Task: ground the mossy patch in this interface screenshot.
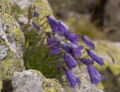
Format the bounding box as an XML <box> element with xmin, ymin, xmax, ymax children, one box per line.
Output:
<box><xmin>0</xmin><ymin>13</ymin><xmax>24</xmax><ymax>80</ymax></box>
<box><xmin>108</xmin><ymin>64</ymin><xmax>120</xmax><ymax>76</ymax></box>
<box><xmin>0</xmin><ymin>0</ymin><xmax>12</xmax><ymax>14</ymax></box>
<box><xmin>43</xmin><ymin>78</ymin><xmax>62</xmax><ymax>92</ymax></box>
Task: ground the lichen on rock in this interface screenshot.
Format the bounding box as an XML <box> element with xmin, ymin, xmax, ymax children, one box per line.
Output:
<box><xmin>0</xmin><ymin>12</ymin><xmax>25</xmax><ymax>80</ymax></box>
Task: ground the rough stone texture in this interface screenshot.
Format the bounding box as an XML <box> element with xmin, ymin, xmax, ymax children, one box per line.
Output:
<box><xmin>0</xmin><ymin>13</ymin><xmax>25</xmax><ymax>80</ymax></box>
<box><xmin>0</xmin><ymin>45</ymin><xmax>8</xmax><ymax>60</ymax></box>
<box><xmin>12</xmin><ymin>70</ymin><xmax>65</xmax><ymax>92</ymax></box>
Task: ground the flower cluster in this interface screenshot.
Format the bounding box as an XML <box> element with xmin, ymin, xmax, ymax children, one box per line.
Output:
<box><xmin>31</xmin><ymin>7</ymin><xmax>104</xmax><ymax>87</ymax></box>
<box><xmin>46</xmin><ymin>16</ymin><xmax>104</xmax><ymax>87</ymax></box>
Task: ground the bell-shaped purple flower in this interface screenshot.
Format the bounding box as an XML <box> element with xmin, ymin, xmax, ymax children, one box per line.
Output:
<box><xmin>65</xmin><ymin>32</ymin><xmax>80</xmax><ymax>44</ymax></box>
<box><xmin>64</xmin><ymin>53</ymin><xmax>78</xmax><ymax>69</ymax></box>
<box><xmin>32</xmin><ymin>22</ymin><xmax>40</xmax><ymax>30</ymax></box>
<box><xmin>65</xmin><ymin>69</ymin><xmax>81</xmax><ymax>87</ymax></box>
<box><xmin>55</xmin><ymin>20</ymin><xmax>69</xmax><ymax>35</ymax></box>
<box><xmin>47</xmin><ymin>16</ymin><xmax>70</xmax><ymax>35</ymax></box>
<box><xmin>87</xmin><ymin>50</ymin><xmax>104</xmax><ymax>65</ymax></box>
<box><xmin>50</xmin><ymin>45</ymin><xmax>60</xmax><ymax>54</ymax></box>
<box><xmin>47</xmin><ymin>37</ymin><xmax>60</xmax><ymax>54</ymax></box>
<box><xmin>87</xmin><ymin>64</ymin><xmax>104</xmax><ymax>84</ymax></box>
<box><xmin>62</xmin><ymin>42</ymin><xmax>83</xmax><ymax>57</ymax></box>
<box><xmin>33</xmin><ymin>6</ymin><xmax>39</xmax><ymax>17</ymax></box>
<box><xmin>46</xmin><ymin>16</ymin><xmax>58</xmax><ymax>32</ymax></box>
<box><xmin>82</xmin><ymin>36</ymin><xmax>95</xmax><ymax>49</ymax></box>
<box><xmin>81</xmin><ymin>58</ymin><xmax>94</xmax><ymax>65</ymax></box>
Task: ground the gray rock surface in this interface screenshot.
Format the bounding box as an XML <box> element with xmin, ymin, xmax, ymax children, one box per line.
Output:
<box><xmin>12</xmin><ymin>70</ymin><xmax>44</xmax><ymax>92</ymax></box>
<box><xmin>0</xmin><ymin>45</ymin><xmax>8</xmax><ymax>60</ymax></box>
<box><xmin>12</xmin><ymin>70</ymin><xmax>65</xmax><ymax>92</ymax></box>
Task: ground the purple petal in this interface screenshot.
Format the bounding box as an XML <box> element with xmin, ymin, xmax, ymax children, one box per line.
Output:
<box><xmin>87</xmin><ymin>50</ymin><xmax>104</xmax><ymax>65</ymax></box>
<box><xmin>65</xmin><ymin>69</ymin><xmax>81</xmax><ymax>87</ymax></box>
<box><xmin>62</xmin><ymin>42</ymin><xmax>83</xmax><ymax>57</ymax></box>
<box><xmin>46</xmin><ymin>16</ymin><xmax>58</xmax><ymax>32</ymax></box>
<box><xmin>33</xmin><ymin>6</ymin><xmax>39</xmax><ymax>17</ymax></box>
<box><xmin>64</xmin><ymin>53</ymin><xmax>78</xmax><ymax>69</ymax></box>
<box><xmin>81</xmin><ymin>58</ymin><xmax>94</xmax><ymax>65</ymax></box>
<box><xmin>47</xmin><ymin>37</ymin><xmax>61</xmax><ymax>54</ymax></box>
<box><xmin>65</xmin><ymin>32</ymin><xmax>80</xmax><ymax>44</ymax></box>
<box><xmin>50</xmin><ymin>45</ymin><xmax>60</xmax><ymax>54</ymax></box>
<box><xmin>87</xmin><ymin>64</ymin><xmax>104</xmax><ymax>84</ymax></box>
<box><xmin>82</xmin><ymin>36</ymin><xmax>95</xmax><ymax>49</ymax></box>
<box><xmin>56</xmin><ymin>20</ymin><xmax>69</xmax><ymax>35</ymax></box>
<box><xmin>73</xmin><ymin>46</ymin><xmax>83</xmax><ymax>57</ymax></box>
<box><xmin>32</xmin><ymin>22</ymin><xmax>40</xmax><ymax>30</ymax></box>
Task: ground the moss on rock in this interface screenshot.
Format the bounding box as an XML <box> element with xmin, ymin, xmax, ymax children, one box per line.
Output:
<box><xmin>0</xmin><ymin>12</ymin><xmax>24</xmax><ymax>80</ymax></box>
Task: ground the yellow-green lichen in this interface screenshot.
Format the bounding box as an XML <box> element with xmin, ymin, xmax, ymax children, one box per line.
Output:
<box><xmin>108</xmin><ymin>64</ymin><xmax>120</xmax><ymax>76</ymax></box>
<box><xmin>0</xmin><ymin>0</ymin><xmax>12</xmax><ymax>14</ymax></box>
<box><xmin>0</xmin><ymin>13</ymin><xmax>24</xmax><ymax>80</ymax></box>
<box><xmin>0</xmin><ymin>55</ymin><xmax>22</xmax><ymax>80</ymax></box>
<box><xmin>0</xmin><ymin>13</ymin><xmax>24</xmax><ymax>42</ymax></box>
<box><xmin>43</xmin><ymin>78</ymin><xmax>62</xmax><ymax>92</ymax></box>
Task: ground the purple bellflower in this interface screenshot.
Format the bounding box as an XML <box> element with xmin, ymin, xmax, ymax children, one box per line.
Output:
<box><xmin>62</xmin><ymin>42</ymin><xmax>83</xmax><ymax>57</ymax></box>
<box><xmin>46</xmin><ymin>16</ymin><xmax>58</xmax><ymax>32</ymax></box>
<box><xmin>81</xmin><ymin>58</ymin><xmax>94</xmax><ymax>65</ymax></box>
<box><xmin>33</xmin><ymin>6</ymin><xmax>39</xmax><ymax>17</ymax></box>
<box><xmin>32</xmin><ymin>22</ymin><xmax>40</xmax><ymax>30</ymax></box>
<box><xmin>82</xmin><ymin>36</ymin><xmax>95</xmax><ymax>49</ymax></box>
<box><xmin>65</xmin><ymin>69</ymin><xmax>81</xmax><ymax>87</ymax></box>
<box><xmin>55</xmin><ymin>20</ymin><xmax>69</xmax><ymax>35</ymax></box>
<box><xmin>65</xmin><ymin>32</ymin><xmax>80</xmax><ymax>44</ymax></box>
<box><xmin>47</xmin><ymin>37</ymin><xmax>60</xmax><ymax>54</ymax></box>
<box><xmin>47</xmin><ymin>16</ymin><xmax>71</xmax><ymax>36</ymax></box>
<box><xmin>64</xmin><ymin>53</ymin><xmax>78</xmax><ymax>69</ymax></box>
<box><xmin>87</xmin><ymin>49</ymin><xmax>104</xmax><ymax>65</ymax></box>
<box><xmin>87</xmin><ymin>64</ymin><xmax>104</xmax><ymax>84</ymax></box>
<box><xmin>49</xmin><ymin>44</ymin><xmax>60</xmax><ymax>54</ymax></box>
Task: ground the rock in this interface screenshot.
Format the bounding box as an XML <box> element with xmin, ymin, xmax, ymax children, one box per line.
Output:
<box><xmin>0</xmin><ymin>45</ymin><xmax>8</xmax><ymax>60</ymax></box>
<box><xmin>0</xmin><ymin>13</ymin><xmax>25</xmax><ymax>80</ymax></box>
<box><xmin>12</xmin><ymin>70</ymin><xmax>65</xmax><ymax>92</ymax></box>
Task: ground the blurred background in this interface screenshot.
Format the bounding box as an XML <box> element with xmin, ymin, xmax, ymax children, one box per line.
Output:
<box><xmin>48</xmin><ymin>0</ymin><xmax>120</xmax><ymax>41</ymax></box>
<box><xmin>48</xmin><ymin>0</ymin><xmax>120</xmax><ymax>92</ymax></box>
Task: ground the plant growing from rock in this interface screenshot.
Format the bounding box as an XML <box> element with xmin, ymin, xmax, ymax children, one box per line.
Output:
<box><xmin>24</xmin><ymin>6</ymin><xmax>104</xmax><ymax>87</ymax></box>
